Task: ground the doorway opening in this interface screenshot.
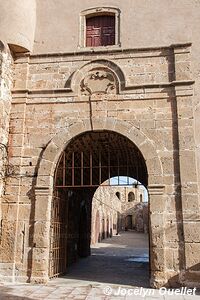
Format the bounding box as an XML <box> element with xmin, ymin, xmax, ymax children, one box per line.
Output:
<box><xmin>49</xmin><ymin>130</ymin><xmax>149</xmax><ymax>286</ymax></box>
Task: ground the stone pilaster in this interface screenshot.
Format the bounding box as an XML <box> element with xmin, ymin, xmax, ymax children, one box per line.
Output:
<box><xmin>30</xmin><ymin>186</ymin><xmax>52</xmax><ymax>283</ymax></box>
<box><xmin>148</xmin><ymin>185</ymin><xmax>166</xmax><ymax>288</ymax></box>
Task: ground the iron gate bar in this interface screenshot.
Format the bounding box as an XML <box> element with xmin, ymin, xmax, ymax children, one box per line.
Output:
<box><xmin>55</xmin><ymin>183</ymin><xmax>142</xmax><ymax>188</ymax></box>
<box><xmin>81</xmin><ymin>151</ymin><xmax>83</xmax><ymax>186</ymax></box>
<box><xmin>99</xmin><ymin>151</ymin><xmax>101</xmax><ymax>185</ymax></box>
<box><xmin>63</xmin><ymin>152</ymin><xmax>66</xmax><ymax>186</ymax></box>
<box><xmin>55</xmin><ymin>149</ymin><xmax>140</xmax><ymax>188</ymax></box>
<box><xmin>117</xmin><ymin>151</ymin><xmax>119</xmax><ymax>185</ymax></box>
<box><xmin>65</xmin><ymin>164</ymin><xmax>134</xmax><ymax>168</ymax></box>
<box><xmin>90</xmin><ymin>152</ymin><xmax>92</xmax><ymax>185</ymax></box>
<box><xmin>127</xmin><ymin>154</ymin><xmax>129</xmax><ymax>185</ymax></box>
<box><xmin>72</xmin><ymin>152</ymin><xmax>74</xmax><ymax>186</ymax></box>
<box><xmin>108</xmin><ymin>151</ymin><xmax>111</xmax><ymax>186</ymax></box>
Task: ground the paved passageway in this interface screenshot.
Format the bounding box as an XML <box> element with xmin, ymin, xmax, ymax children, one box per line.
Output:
<box><xmin>0</xmin><ymin>232</ymin><xmax>199</xmax><ymax>299</ymax></box>
<box><xmin>58</xmin><ymin>231</ymin><xmax>149</xmax><ymax>287</ymax></box>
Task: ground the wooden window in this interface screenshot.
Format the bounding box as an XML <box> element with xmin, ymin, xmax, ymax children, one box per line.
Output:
<box><xmin>86</xmin><ymin>15</ymin><xmax>115</xmax><ymax>47</ymax></box>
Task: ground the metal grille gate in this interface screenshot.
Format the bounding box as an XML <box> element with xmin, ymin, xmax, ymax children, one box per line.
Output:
<box><xmin>49</xmin><ymin>189</ymin><xmax>68</xmax><ymax>278</ymax></box>
<box><xmin>54</xmin><ymin>131</ymin><xmax>147</xmax><ymax>189</ymax></box>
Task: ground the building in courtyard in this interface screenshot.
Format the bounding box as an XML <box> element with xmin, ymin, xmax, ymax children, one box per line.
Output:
<box><xmin>91</xmin><ymin>183</ymin><xmax>148</xmax><ymax>244</ymax></box>
<box><xmin>0</xmin><ymin>0</ymin><xmax>200</xmax><ymax>288</ymax></box>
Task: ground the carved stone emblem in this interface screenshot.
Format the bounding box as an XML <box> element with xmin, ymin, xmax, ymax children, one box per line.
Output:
<box><xmin>80</xmin><ymin>69</ymin><xmax>117</xmax><ymax>95</ymax></box>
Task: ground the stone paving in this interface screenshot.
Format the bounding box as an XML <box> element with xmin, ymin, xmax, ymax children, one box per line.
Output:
<box><xmin>0</xmin><ymin>232</ymin><xmax>199</xmax><ymax>300</ymax></box>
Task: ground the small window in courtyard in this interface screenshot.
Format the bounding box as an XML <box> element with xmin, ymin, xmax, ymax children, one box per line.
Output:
<box><xmin>128</xmin><ymin>192</ymin><xmax>135</xmax><ymax>202</ymax></box>
<box><xmin>140</xmin><ymin>194</ymin><xmax>143</xmax><ymax>202</ymax></box>
<box><xmin>116</xmin><ymin>192</ymin><xmax>120</xmax><ymax>200</ymax></box>
<box><xmin>86</xmin><ymin>15</ymin><xmax>115</xmax><ymax>47</ymax></box>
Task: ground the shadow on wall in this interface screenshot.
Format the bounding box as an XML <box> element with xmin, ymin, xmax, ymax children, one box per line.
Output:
<box><xmin>167</xmin><ymin>48</ymin><xmax>186</xmax><ymax>279</ymax></box>
<box><xmin>150</xmin><ymin>211</ymin><xmax>200</xmax><ymax>288</ymax></box>
<box><xmin>163</xmin><ymin>263</ymin><xmax>200</xmax><ymax>290</ymax></box>
<box><xmin>26</xmin><ymin>146</ymin><xmax>48</xmax><ymax>281</ymax></box>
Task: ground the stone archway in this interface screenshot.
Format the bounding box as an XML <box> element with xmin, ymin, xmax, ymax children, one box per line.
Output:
<box><xmin>31</xmin><ymin>118</ymin><xmax>165</xmax><ymax>288</ymax></box>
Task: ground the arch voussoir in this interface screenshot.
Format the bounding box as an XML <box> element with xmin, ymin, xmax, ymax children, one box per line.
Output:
<box><xmin>36</xmin><ymin>118</ymin><xmax>163</xmax><ymax>188</ymax></box>
<box><xmin>67</xmin><ymin>121</ymin><xmax>86</xmax><ymax>138</ymax></box>
<box><xmin>42</xmin><ymin>141</ymin><xmax>59</xmax><ymax>163</ymax></box>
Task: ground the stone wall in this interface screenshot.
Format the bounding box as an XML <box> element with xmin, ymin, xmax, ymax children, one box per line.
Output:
<box><xmin>0</xmin><ymin>42</ymin><xmax>12</xmax><ymax>211</ymax></box>
<box><xmin>0</xmin><ymin>42</ymin><xmax>13</xmax><ymax>281</ymax></box>
<box><xmin>0</xmin><ymin>42</ymin><xmax>199</xmax><ymax>287</ymax></box>
<box><xmin>124</xmin><ymin>203</ymin><xmax>148</xmax><ymax>233</ymax></box>
<box><xmin>91</xmin><ymin>186</ymin><xmax>121</xmax><ymax>244</ymax></box>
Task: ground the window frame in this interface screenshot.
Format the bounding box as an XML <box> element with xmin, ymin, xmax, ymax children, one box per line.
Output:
<box><xmin>128</xmin><ymin>191</ymin><xmax>135</xmax><ymax>202</ymax></box>
<box><xmin>79</xmin><ymin>7</ymin><xmax>121</xmax><ymax>49</ymax></box>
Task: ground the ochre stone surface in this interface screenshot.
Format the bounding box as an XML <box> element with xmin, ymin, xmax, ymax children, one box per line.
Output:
<box><xmin>0</xmin><ymin>0</ymin><xmax>199</xmax><ymax>289</ymax></box>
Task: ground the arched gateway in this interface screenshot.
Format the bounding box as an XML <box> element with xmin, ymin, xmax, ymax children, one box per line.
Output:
<box><xmin>50</xmin><ymin>130</ymin><xmax>147</xmax><ymax>277</ymax></box>
<box><xmin>31</xmin><ymin>119</ymin><xmax>165</xmax><ymax>288</ymax></box>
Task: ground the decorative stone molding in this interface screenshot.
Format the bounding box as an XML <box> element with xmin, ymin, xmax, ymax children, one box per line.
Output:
<box><xmin>71</xmin><ymin>60</ymin><xmax>124</xmax><ymax>95</ymax></box>
<box><xmin>80</xmin><ymin>68</ymin><xmax>117</xmax><ymax>95</ymax></box>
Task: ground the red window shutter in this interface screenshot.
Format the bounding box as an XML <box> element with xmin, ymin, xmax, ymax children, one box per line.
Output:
<box><xmin>86</xmin><ymin>15</ymin><xmax>115</xmax><ymax>47</ymax></box>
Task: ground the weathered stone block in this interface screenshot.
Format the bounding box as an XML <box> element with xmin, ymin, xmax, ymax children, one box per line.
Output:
<box><xmin>151</xmin><ymin>247</ymin><xmax>165</xmax><ymax>271</ymax></box>
<box><xmin>184</xmin><ymin>223</ymin><xmax>200</xmax><ymax>243</ymax></box>
<box><xmin>33</xmin><ymin>221</ymin><xmax>50</xmax><ymax>248</ymax></box>
<box><xmin>185</xmin><ymin>243</ymin><xmax>200</xmax><ymax>270</ymax></box>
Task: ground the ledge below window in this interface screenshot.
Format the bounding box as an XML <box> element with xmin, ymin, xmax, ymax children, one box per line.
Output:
<box><xmin>77</xmin><ymin>44</ymin><xmax>121</xmax><ymax>53</ymax></box>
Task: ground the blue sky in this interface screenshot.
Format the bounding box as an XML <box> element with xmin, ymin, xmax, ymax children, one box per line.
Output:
<box><xmin>109</xmin><ymin>176</ymin><xmax>148</xmax><ymax>202</ymax></box>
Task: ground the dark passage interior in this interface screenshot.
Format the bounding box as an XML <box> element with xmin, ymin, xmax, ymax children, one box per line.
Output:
<box><xmin>49</xmin><ymin>130</ymin><xmax>149</xmax><ymax>282</ymax></box>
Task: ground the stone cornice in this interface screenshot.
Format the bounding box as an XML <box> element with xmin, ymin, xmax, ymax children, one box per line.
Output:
<box><xmin>11</xmin><ymin>80</ymin><xmax>194</xmax><ymax>102</ymax></box>
<box><xmin>14</xmin><ymin>42</ymin><xmax>192</xmax><ymax>61</ymax></box>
